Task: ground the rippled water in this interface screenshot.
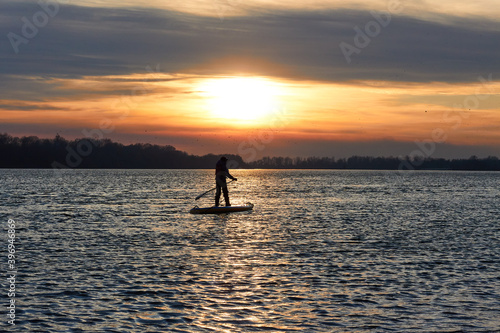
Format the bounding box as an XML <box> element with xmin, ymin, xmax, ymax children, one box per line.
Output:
<box><xmin>1</xmin><ymin>169</ymin><xmax>499</xmax><ymax>332</ymax></box>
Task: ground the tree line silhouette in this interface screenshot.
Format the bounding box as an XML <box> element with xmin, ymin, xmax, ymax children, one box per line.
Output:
<box><xmin>248</xmin><ymin>155</ymin><xmax>500</xmax><ymax>170</ymax></box>
<box><xmin>1</xmin><ymin>133</ymin><xmax>499</xmax><ymax>170</ymax></box>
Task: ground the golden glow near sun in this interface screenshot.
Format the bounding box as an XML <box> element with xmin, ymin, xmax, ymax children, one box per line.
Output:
<box><xmin>199</xmin><ymin>77</ymin><xmax>283</xmax><ymax>122</ymax></box>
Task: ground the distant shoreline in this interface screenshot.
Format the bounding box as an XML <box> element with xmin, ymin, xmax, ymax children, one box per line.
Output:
<box><xmin>1</xmin><ymin>133</ymin><xmax>499</xmax><ymax>171</ymax></box>
<box><xmin>0</xmin><ymin>167</ymin><xmax>500</xmax><ymax>173</ymax></box>
<box><xmin>2</xmin><ymin>168</ymin><xmax>500</xmax><ymax>172</ymax></box>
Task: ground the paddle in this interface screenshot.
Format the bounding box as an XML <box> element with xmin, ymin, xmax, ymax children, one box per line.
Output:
<box><xmin>195</xmin><ymin>179</ymin><xmax>236</xmax><ymax>201</ymax></box>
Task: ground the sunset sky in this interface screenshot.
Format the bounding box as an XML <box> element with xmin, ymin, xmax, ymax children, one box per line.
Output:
<box><xmin>1</xmin><ymin>0</ymin><xmax>499</xmax><ymax>160</ymax></box>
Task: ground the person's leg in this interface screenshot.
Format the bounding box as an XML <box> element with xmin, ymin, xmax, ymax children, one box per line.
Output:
<box><xmin>222</xmin><ymin>186</ymin><xmax>230</xmax><ymax>206</ymax></box>
<box><xmin>215</xmin><ymin>184</ymin><xmax>221</xmax><ymax>207</ymax></box>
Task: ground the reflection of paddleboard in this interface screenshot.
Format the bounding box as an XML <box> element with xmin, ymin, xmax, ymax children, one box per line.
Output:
<box><xmin>189</xmin><ymin>203</ymin><xmax>254</xmax><ymax>215</ymax></box>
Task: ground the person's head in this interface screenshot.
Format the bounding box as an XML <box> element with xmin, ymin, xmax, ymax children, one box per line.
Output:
<box><xmin>220</xmin><ymin>156</ymin><xmax>228</xmax><ymax>163</ymax></box>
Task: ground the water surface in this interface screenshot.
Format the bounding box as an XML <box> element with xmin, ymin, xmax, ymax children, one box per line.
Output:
<box><xmin>1</xmin><ymin>169</ymin><xmax>499</xmax><ymax>332</ymax></box>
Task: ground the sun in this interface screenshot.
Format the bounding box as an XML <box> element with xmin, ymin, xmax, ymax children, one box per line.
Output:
<box><xmin>199</xmin><ymin>77</ymin><xmax>283</xmax><ymax>122</ymax></box>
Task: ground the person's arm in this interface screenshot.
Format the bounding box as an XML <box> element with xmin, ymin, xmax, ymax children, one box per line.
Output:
<box><xmin>226</xmin><ymin>168</ymin><xmax>237</xmax><ymax>180</ymax></box>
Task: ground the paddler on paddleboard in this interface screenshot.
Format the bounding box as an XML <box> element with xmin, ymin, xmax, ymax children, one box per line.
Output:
<box><xmin>215</xmin><ymin>156</ymin><xmax>237</xmax><ymax>207</ymax></box>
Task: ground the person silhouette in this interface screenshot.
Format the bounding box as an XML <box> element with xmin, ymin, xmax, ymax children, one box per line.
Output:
<box><xmin>215</xmin><ymin>156</ymin><xmax>237</xmax><ymax>206</ymax></box>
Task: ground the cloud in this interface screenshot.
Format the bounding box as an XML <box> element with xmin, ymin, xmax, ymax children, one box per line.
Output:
<box><xmin>0</xmin><ymin>101</ymin><xmax>68</xmax><ymax>111</ymax></box>
<box><xmin>0</xmin><ymin>72</ymin><xmax>192</xmax><ymax>102</ymax></box>
<box><xmin>1</xmin><ymin>1</ymin><xmax>499</xmax><ymax>87</ymax></box>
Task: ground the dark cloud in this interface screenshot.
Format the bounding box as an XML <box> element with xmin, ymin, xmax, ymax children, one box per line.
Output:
<box><xmin>1</xmin><ymin>1</ymin><xmax>499</xmax><ymax>86</ymax></box>
<box><xmin>0</xmin><ymin>102</ymin><xmax>67</xmax><ymax>111</ymax></box>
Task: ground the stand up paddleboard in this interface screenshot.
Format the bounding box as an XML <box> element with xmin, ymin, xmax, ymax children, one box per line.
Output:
<box><xmin>190</xmin><ymin>203</ymin><xmax>254</xmax><ymax>215</ymax></box>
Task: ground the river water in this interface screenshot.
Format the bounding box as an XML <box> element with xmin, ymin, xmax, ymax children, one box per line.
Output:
<box><xmin>1</xmin><ymin>169</ymin><xmax>499</xmax><ymax>332</ymax></box>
